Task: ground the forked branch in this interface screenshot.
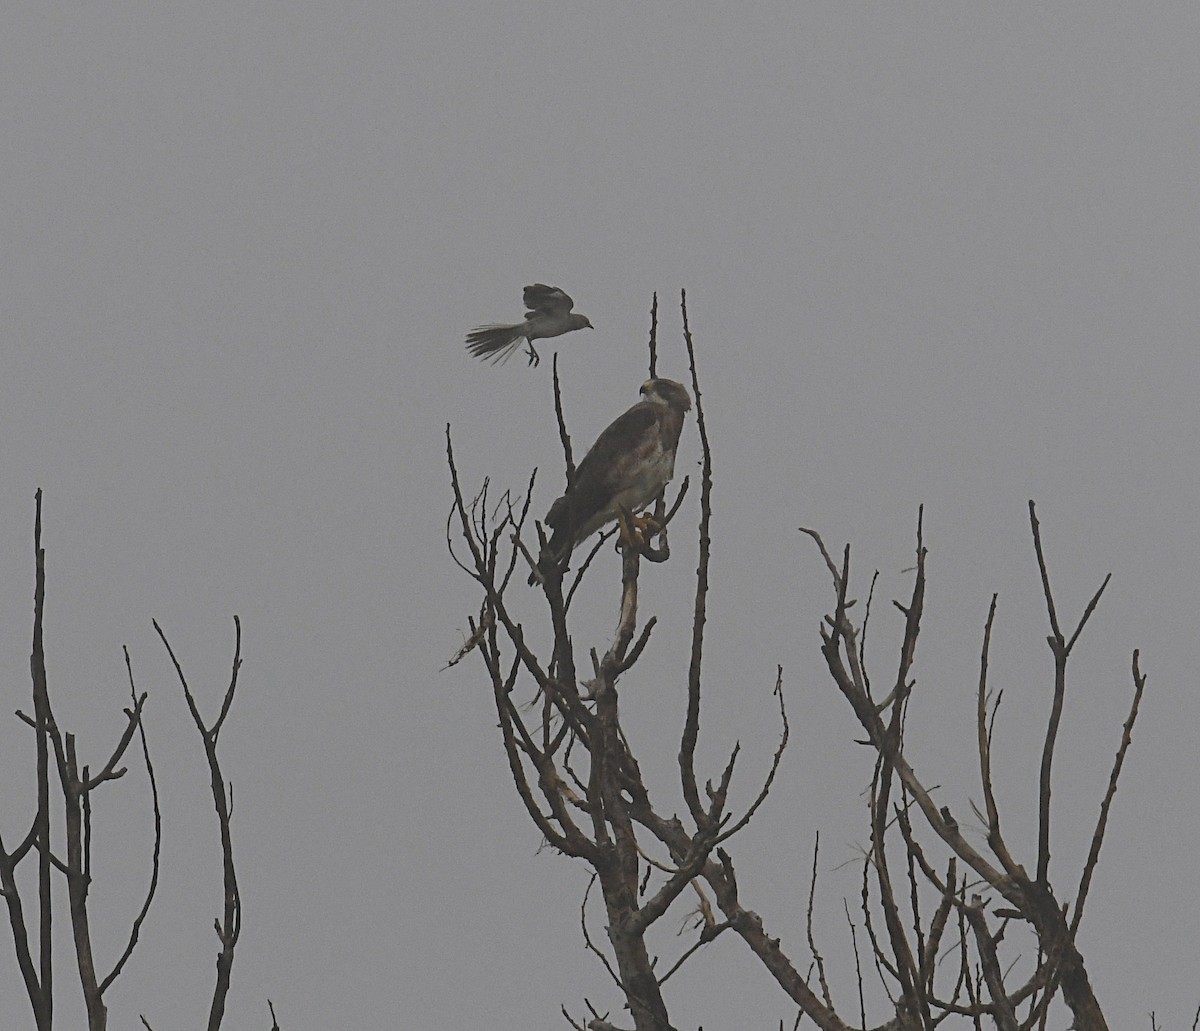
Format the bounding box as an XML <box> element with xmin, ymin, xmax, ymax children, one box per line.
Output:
<box><xmin>154</xmin><ymin>617</ymin><xmax>244</xmax><ymax>1031</ymax></box>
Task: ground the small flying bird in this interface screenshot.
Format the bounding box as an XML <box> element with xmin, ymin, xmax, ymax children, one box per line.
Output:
<box><xmin>466</xmin><ymin>284</ymin><xmax>593</xmax><ymax>367</ymax></box>
<box><xmin>531</xmin><ymin>378</ymin><xmax>692</xmax><ymax>583</ymax></box>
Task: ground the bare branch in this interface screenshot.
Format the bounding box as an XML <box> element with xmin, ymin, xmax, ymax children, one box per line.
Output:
<box><xmin>679</xmin><ymin>288</ymin><xmax>713</xmax><ymax>831</ymax></box>
<box><xmin>1031</xmin><ymin>499</ymin><xmax>1112</xmax><ymax>889</ymax></box>
<box><xmin>1065</xmin><ymin>574</ymin><xmax>1112</xmax><ymax>657</ymax></box>
<box><xmin>647</xmin><ymin>291</ymin><xmax>658</xmax><ymax>379</ymax></box>
<box><xmin>798</xmin><ymin>527</ymin><xmax>843</xmax><ymax>589</ymax></box>
<box><xmin>1028</xmin><ymin>500</ymin><xmax>1062</xmax><ymax>642</ymax></box>
<box><xmin>656</xmin><ymin>925</ymin><xmax>724</xmax><ymax>987</ymax></box>
<box><xmin>714</xmin><ymin>669</ymin><xmax>789</xmax><ymax>844</ymax></box>
<box><xmin>81</xmin><ymin>694</ymin><xmax>147</xmax><ymax>792</ymax></box>
<box><xmin>154</xmin><ymin>617</ymin><xmax>244</xmax><ymax>1031</ymax></box>
<box><xmin>805</xmin><ymin>529</ymin><xmax>1024</xmax><ymax>910</ymax></box>
<box><xmin>975</xmin><ymin>595</ymin><xmax>1021</xmax><ymax>882</ymax></box>
<box><xmin>0</xmin><ymin>826</ymin><xmax>43</xmax><ymax>1026</ymax></box>
<box><xmin>962</xmin><ymin>899</ymin><xmax>1018</xmax><ymax>1031</ymax></box>
<box><xmin>566</xmin><ymin>528</ymin><xmax>619</xmax><ymax>611</ymax></box>
<box><xmin>499</xmin><ymin>693</ymin><xmax>594</xmax><ymax>858</ymax></box>
<box><xmin>1031</xmin><ymin>499</ymin><xmax>1067</xmax><ymax>889</ymax></box>
<box><xmin>805</xmin><ymin>834</ymin><xmax>833</xmax><ymax>1010</ymax></box>
<box><xmin>1070</xmin><ymin>651</ymin><xmax>1147</xmax><ymax>937</ymax></box>
<box><xmin>627</xmin><ymin>836</ymin><xmax>716</xmax><ymax>939</ymax></box>
<box><xmin>922</xmin><ymin>858</ymin><xmax>956</xmax><ymax>993</ymax></box>
<box><xmin>842</xmin><ymin>898</ymin><xmax>866</xmax><ymax>1031</ymax></box>
<box><xmin>31</xmin><ymin>488</ymin><xmax>54</xmax><ymax>1029</ymax></box>
<box><xmin>99</xmin><ymin>650</ymin><xmax>163</xmax><ymax>995</ymax></box>
<box><xmin>858</xmin><ymin>570</ymin><xmax>879</xmax><ymax>700</ymax></box>
<box><xmin>497</xmin><ymin>471</ymin><xmax>539</xmax><ymax>595</ymax></box>
<box><xmin>616</xmin><ymin>617</ymin><xmax>657</xmax><ymax>676</ymax></box>
<box><xmin>580</xmin><ymin>876</ymin><xmax>624</xmax><ymax>992</ymax></box>
<box><xmin>890</xmin><ymin>506</ymin><xmax>925</xmax><ymax>715</ymax></box>
<box><xmin>553</xmin><ymin>353</ymin><xmax>576</xmax><ymax>488</ymax></box>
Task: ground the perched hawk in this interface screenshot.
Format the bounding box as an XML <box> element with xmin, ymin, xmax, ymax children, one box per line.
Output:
<box><xmin>532</xmin><ymin>378</ymin><xmax>692</xmax><ymax>583</ymax></box>
<box><xmin>466</xmin><ymin>284</ymin><xmax>593</xmax><ymax>367</ymax></box>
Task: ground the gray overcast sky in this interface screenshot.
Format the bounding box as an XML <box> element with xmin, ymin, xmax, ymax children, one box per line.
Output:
<box><xmin>1</xmin><ymin>2</ymin><xmax>1197</xmax><ymax>1027</ymax></box>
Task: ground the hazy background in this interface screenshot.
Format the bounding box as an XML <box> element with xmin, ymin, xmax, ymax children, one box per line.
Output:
<box><xmin>1</xmin><ymin>2</ymin><xmax>1196</xmax><ymax>1027</ymax></box>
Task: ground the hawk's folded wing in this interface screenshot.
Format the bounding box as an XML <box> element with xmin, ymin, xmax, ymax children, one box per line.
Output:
<box><xmin>545</xmin><ymin>405</ymin><xmax>660</xmax><ymax>546</ymax></box>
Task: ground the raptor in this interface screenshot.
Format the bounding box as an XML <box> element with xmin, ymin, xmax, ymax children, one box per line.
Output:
<box><xmin>532</xmin><ymin>378</ymin><xmax>692</xmax><ymax>582</ymax></box>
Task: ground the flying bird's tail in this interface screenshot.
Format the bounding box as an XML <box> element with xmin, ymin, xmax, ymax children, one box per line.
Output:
<box><xmin>465</xmin><ymin>323</ymin><xmax>528</xmax><ymax>363</ymax></box>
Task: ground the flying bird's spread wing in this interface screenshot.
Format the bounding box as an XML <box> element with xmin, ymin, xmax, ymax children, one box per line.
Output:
<box><xmin>466</xmin><ymin>284</ymin><xmax>592</xmax><ymax>367</ymax></box>
<box><xmin>532</xmin><ymin>378</ymin><xmax>691</xmax><ymax>582</ymax></box>
<box><xmin>523</xmin><ymin>284</ymin><xmax>574</xmax><ymax>319</ymax></box>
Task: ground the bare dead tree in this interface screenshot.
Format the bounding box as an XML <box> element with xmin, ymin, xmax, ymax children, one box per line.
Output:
<box><xmin>799</xmin><ymin>504</ymin><xmax>1143</xmax><ymax>1031</ymax></box>
<box><xmin>448</xmin><ymin>293</ymin><xmax>1149</xmax><ymax>1030</ymax></box>
<box><xmin>0</xmin><ymin>490</ymin><xmax>163</xmax><ymax>1031</ymax></box>
<box><xmin>448</xmin><ymin>293</ymin><xmax>800</xmax><ymax>1031</ymax></box>
<box><xmin>0</xmin><ymin>491</ymin><xmax>268</xmax><ymax>1030</ymax></box>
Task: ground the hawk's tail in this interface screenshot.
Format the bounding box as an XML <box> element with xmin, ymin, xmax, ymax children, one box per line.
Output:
<box><xmin>528</xmin><ymin>527</ymin><xmax>573</xmax><ymax>586</ymax></box>
<box><xmin>465</xmin><ymin>323</ymin><xmax>526</xmax><ymax>363</ymax></box>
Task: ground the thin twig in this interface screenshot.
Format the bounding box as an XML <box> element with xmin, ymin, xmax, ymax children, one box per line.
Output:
<box><xmin>805</xmin><ymin>833</ymin><xmax>833</xmax><ymax>1009</ymax></box>
<box><xmin>99</xmin><ymin>650</ymin><xmax>162</xmax><ymax>996</ymax></box>
<box><xmin>679</xmin><ymin>288</ymin><xmax>713</xmax><ymax>829</ymax></box>
<box><xmin>579</xmin><ymin>875</ymin><xmax>624</xmax><ymax>991</ymax></box>
<box><xmin>1031</xmin><ymin>499</ymin><xmax>1066</xmax><ymax>887</ymax></box>
<box><xmin>842</xmin><ymin>897</ymin><xmax>866</xmax><ymax>1031</ymax></box>
<box><xmin>1070</xmin><ymin>651</ymin><xmax>1147</xmax><ymax>937</ymax></box>
<box><xmin>714</xmin><ymin>668</ymin><xmax>789</xmax><ymax>844</ymax></box>
<box><xmin>975</xmin><ymin>595</ymin><xmax>1021</xmax><ymax>882</ymax></box>
<box><xmin>648</xmin><ymin>292</ymin><xmax>659</xmax><ymax>378</ymax></box>
<box><xmin>1028</xmin><ymin>501</ymin><xmax>1062</xmax><ymax>641</ymax></box>
<box><xmin>553</xmin><ymin>353</ymin><xmax>576</xmax><ymax>488</ymax></box>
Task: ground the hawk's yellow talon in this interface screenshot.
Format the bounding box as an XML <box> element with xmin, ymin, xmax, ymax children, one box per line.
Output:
<box><xmin>616</xmin><ymin>507</ymin><xmax>639</xmax><ymax>551</ymax></box>
<box><xmin>616</xmin><ymin>508</ymin><xmax>663</xmax><ymax>554</ymax></box>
